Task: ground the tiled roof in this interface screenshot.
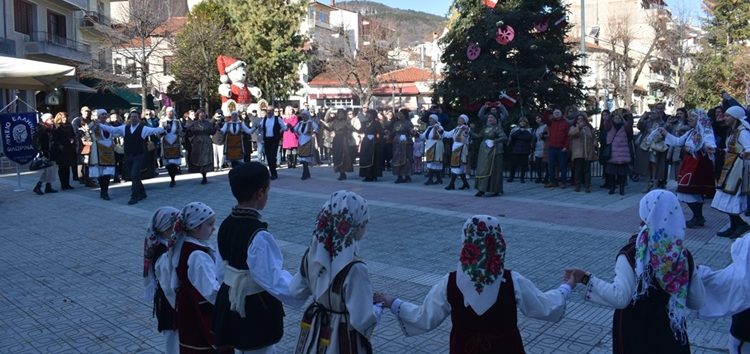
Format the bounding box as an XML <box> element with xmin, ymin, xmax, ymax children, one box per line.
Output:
<box><xmin>378</xmin><ymin>67</ymin><xmax>433</xmax><ymax>83</ymax></box>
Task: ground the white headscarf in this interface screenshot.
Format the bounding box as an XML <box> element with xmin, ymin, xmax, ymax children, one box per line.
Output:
<box><xmin>307</xmin><ymin>190</ymin><xmax>369</xmax><ymax>299</ymax></box>
<box><xmin>635</xmin><ymin>190</ymin><xmax>689</xmax><ymax>342</ymax></box>
<box><xmin>458</xmin><ymin>114</ymin><xmax>469</xmax><ymax>124</ymax></box>
<box><xmin>166</xmin><ymin>202</ymin><xmax>216</xmax><ymax>292</ymax></box>
<box><xmin>456</xmin><ymin>215</ymin><xmax>506</xmax><ymax>316</ymax></box>
<box><xmin>684</xmin><ymin>109</ymin><xmax>716</xmax><ymax>156</ymax></box>
<box><xmin>143</xmin><ymin>206</ymin><xmax>179</xmax><ymax>301</ymax></box>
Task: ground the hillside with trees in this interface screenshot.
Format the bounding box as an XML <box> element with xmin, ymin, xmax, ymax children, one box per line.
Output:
<box><xmin>337</xmin><ymin>1</ymin><xmax>448</xmax><ymax>46</ymax></box>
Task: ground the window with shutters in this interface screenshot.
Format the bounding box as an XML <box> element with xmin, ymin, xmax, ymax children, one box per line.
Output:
<box><xmin>14</xmin><ymin>0</ymin><xmax>34</xmax><ymax>35</ymax></box>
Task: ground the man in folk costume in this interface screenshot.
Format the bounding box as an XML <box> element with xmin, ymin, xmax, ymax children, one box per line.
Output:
<box><xmin>294</xmin><ymin>110</ymin><xmax>318</xmax><ymax>180</ymax></box>
<box><xmin>99</xmin><ymin>109</ymin><xmax>165</xmax><ymax>205</ymax></box>
<box><xmin>220</xmin><ymin>109</ymin><xmax>252</xmax><ymax>168</ymax></box>
<box><xmin>711</xmin><ymin>106</ymin><xmax>750</xmax><ymax>238</ymax></box>
<box><xmin>660</xmin><ymin>109</ymin><xmax>716</xmax><ymax>228</ymax></box>
<box><xmin>379</xmin><ymin>215</ymin><xmax>574</xmax><ymax>354</ymax></box>
<box><xmin>290</xmin><ymin>190</ymin><xmax>383</xmax><ymax>354</ymax></box>
<box><xmin>213</xmin><ymin>162</ymin><xmax>306</xmax><ymax>353</ymax></box>
<box><xmin>161</xmin><ymin>107</ymin><xmax>183</xmax><ymax>188</ymax></box>
<box><xmin>421</xmin><ymin>114</ymin><xmax>444</xmax><ymax>185</ymax></box>
<box><xmin>258</xmin><ymin>108</ymin><xmax>287</xmax><ymax>180</ymax></box>
<box><xmin>87</xmin><ymin>109</ymin><xmax>117</xmax><ymax>201</ymax></box>
<box><xmin>443</xmin><ymin>114</ymin><xmax>471</xmax><ymax>190</ymax></box>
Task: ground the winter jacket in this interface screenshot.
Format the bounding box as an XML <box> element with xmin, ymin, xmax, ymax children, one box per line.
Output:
<box><xmin>542</xmin><ymin>116</ymin><xmax>570</xmax><ymax>149</ymax></box>
<box><xmin>607</xmin><ymin>125</ymin><xmax>631</xmax><ymax>164</ymax></box>
<box><xmin>508</xmin><ymin>127</ymin><xmax>533</xmax><ymax>155</ymax></box>
<box><xmin>568</xmin><ymin>125</ymin><xmax>596</xmax><ymax>161</ymax></box>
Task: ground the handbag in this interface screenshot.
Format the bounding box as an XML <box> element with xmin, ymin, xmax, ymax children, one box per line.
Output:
<box><xmin>29</xmin><ymin>155</ymin><xmax>52</xmax><ymax>171</ymax></box>
<box><xmin>599</xmin><ymin>144</ymin><xmax>612</xmax><ymax>160</ymax></box>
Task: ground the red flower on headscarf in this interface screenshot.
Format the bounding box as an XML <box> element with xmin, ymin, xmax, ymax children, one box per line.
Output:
<box><xmin>486</xmin><ymin>254</ymin><xmax>502</xmax><ymax>276</ymax></box>
<box><xmin>317</xmin><ymin>214</ymin><xmax>329</xmax><ymax>230</ymax></box>
<box><xmin>460</xmin><ymin>243</ymin><xmax>481</xmax><ymax>265</ymax></box>
<box><xmin>173</xmin><ymin>219</ymin><xmax>184</xmax><ymax>234</ymax></box>
<box><xmin>323</xmin><ymin>234</ymin><xmax>334</xmax><ymax>254</ymax></box>
<box><xmin>337</xmin><ymin>219</ymin><xmax>351</xmax><ymax>236</ymax></box>
<box><xmin>477</xmin><ymin>221</ymin><xmax>487</xmax><ymax>232</ymax></box>
<box><xmin>483</xmin><ymin>235</ymin><xmax>497</xmax><ymax>254</ymax></box>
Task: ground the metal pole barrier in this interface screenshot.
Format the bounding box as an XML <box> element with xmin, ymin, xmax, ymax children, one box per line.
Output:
<box><xmin>14</xmin><ymin>163</ymin><xmax>24</xmax><ymax>192</ymax></box>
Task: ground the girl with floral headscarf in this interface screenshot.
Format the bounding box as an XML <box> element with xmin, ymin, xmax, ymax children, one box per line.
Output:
<box><xmin>567</xmin><ymin>190</ymin><xmax>705</xmax><ymax>354</ymax></box>
<box><xmin>697</xmin><ymin>233</ymin><xmax>750</xmax><ymax>353</ymax></box>
<box><xmin>378</xmin><ymin>215</ymin><xmax>574</xmax><ymax>354</ymax></box>
<box><xmin>660</xmin><ymin>109</ymin><xmax>716</xmax><ymax>228</ymax></box>
<box><xmin>143</xmin><ymin>206</ymin><xmax>179</xmax><ymax>354</ymax></box>
<box><xmin>158</xmin><ymin>202</ymin><xmax>221</xmax><ymax>353</ymax></box>
<box><xmin>290</xmin><ymin>190</ymin><xmax>381</xmax><ymax>354</ymax></box>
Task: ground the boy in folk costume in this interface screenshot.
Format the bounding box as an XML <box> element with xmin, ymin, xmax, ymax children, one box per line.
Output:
<box><xmin>421</xmin><ymin>114</ymin><xmax>444</xmax><ymax>185</ymax></box>
<box><xmin>294</xmin><ymin>110</ymin><xmax>318</xmax><ymax>180</ymax></box>
<box><xmin>378</xmin><ymin>215</ymin><xmax>574</xmax><ymax>354</ymax></box>
<box><xmin>712</xmin><ymin>106</ymin><xmax>750</xmax><ymax>239</ymax></box>
<box><xmin>698</xmin><ymin>233</ymin><xmax>750</xmax><ymax>353</ymax></box>
<box><xmin>147</xmin><ymin>207</ymin><xmax>180</xmax><ymax>354</ymax></box>
<box><xmin>213</xmin><ymin>162</ymin><xmax>306</xmax><ymax>353</ymax></box>
<box><xmin>161</xmin><ymin>107</ymin><xmax>183</xmax><ymax>188</ymax></box>
<box><xmin>220</xmin><ymin>110</ymin><xmax>253</xmax><ymax>168</ymax></box>
<box><xmin>443</xmin><ymin>114</ymin><xmax>471</xmax><ymax>190</ymax></box>
<box><xmin>87</xmin><ymin>109</ymin><xmax>117</xmax><ymax>200</ymax></box>
<box><xmin>290</xmin><ymin>190</ymin><xmax>383</xmax><ymax>354</ymax></box>
<box><xmin>162</xmin><ymin>202</ymin><xmax>222</xmax><ymax>353</ymax></box>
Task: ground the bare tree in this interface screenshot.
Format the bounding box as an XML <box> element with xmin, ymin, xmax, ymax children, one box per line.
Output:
<box><xmin>660</xmin><ymin>11</ymin><xmax>697</xmax><ymax>108</ymax></box>
<box><xmin>602</xmin><ymin>11</ymin><xmax>668</xmax><ymax>109</ymax></box>
<box><xmin>108</xmin><ymin>0</ymin><xmax>175</xmax><ymax>108</ymax></box>
<box><xmin>319</xmin><ymin>19</ymin><xmax>399</xmax><ymax>108</ymax></box>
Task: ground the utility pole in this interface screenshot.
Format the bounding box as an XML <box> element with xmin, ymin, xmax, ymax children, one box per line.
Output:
<box><xmin>580</xmin><ymin>0</ymin><xmax>586</xmax><ymax>65</ymax></box>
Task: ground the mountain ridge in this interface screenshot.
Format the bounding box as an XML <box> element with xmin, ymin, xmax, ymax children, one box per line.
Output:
<box><xmin>336</xmin><ymin>0</ymin><xmax>448</xmax><ymax>45</ymax></box>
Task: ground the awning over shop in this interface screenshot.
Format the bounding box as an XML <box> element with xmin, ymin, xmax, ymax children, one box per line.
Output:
<box><xmin>111</xmin><ymin>87</ymin><xmax>142</xmax><ymax>106</ymax></box>
<box><xmin>78</xmin><ymin>85</ymin><xmax>155</xmax><ymax>110</ymax></box>
<box><xmin>62</xmin><ymin>80</ymin><xmax>96</xmax><ymax>93</ymax></box>
<box><xmin>0</xmin><ymin>56</ymin><xmax>75</xmax><ymax>90</ymax></box>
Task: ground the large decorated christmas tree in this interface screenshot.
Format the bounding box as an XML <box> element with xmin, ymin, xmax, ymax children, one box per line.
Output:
<box><xmin>435</xmin><ymin>0</ymin><xmax>588</xmax><ymax>117</ymax></box>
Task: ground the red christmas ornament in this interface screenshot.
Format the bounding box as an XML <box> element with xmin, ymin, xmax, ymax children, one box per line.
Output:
<box><xmin>495</xmin><ymin>25</ymin><xmax>515</xmax><ymax>45</ymax></box>
<box><xmin>533</xmin><ymin>18</ymin><xmax>550</xmax><ymax>33</ymax></box>
<box><xmin>483</xmin><ymin>0</ymin><xmax>499</xmax><ymax>9</ymax></box>
<box><xmin>466</xmin><ymin>43</ymin><xmax>481</xmax><ymax>61</ymax></box>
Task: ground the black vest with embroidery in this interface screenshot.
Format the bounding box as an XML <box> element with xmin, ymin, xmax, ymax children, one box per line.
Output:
<box><xmin>151</xmin><ymin>244</ymin><xmax>176</xmax><ymax>332</ymax></box>
<box><xmin>124</xmin><ymin>124</ymin><xmax>145</xmax><ymax>155</ymax></box>
<box><xmin>213</xmin><ymin>208</ymin><xmax>284</xmax><ymax>350</ymax></box>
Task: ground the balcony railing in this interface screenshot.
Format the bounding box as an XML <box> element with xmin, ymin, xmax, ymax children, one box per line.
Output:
<box><xmin>27</xmin><ymin>31</ymin><xmax>90</xmax><ymax>53</ymax></box>
<box><xmin>80</xmin><ymin>11</ymin><xmax>112</xmax><ymax>28</ymax></box>
<box><xmin>0</xmin><ymin>38</ymin><xmax>15</xmax><ymax>56</ymax></box>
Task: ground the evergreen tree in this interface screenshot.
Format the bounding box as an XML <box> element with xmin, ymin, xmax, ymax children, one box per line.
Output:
<box><xmin>435</xmin><ymin>0</ymin><xmax>587</xmax><ymax>117</ymax></box>
<box><xmin>225</xmin><ymin>0</ymin><xmax>307</xmax><ymax>102</ymax></box>
<box><xmin>171</xmin><ymin>0</ymin><xmax>238</xmax><ymax>110</ymax></box>
<box><xmin>685</xmin><ymin>0</ymin><xmax>750</xmax><ymax>108</ymax></box>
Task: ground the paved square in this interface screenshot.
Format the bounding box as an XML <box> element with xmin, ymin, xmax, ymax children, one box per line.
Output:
<box><xmin>0</xmin><ymin>164</ymin><xmax>735</xmax><ymax>353</ymax></box>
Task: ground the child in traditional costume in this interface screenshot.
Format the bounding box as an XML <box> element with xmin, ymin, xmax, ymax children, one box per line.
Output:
<box><xmin>421</xmin><ymin>114</ymin><xmax>444</xmax><ymax>185</ymax></box>
<box><xmin>567</xmin><ymin>190</ymin><xmax>705</xmax><ymax>354</ymax></box>
<box><xmin>294</xmin><ymin>111</ymin><xmax>319</xmax><ymax>180</ymax></box>
<box><xmin>213</xmin><ymin>162</ymin><xmax>306</xmax><ymax>353</ymax></box>
<box><xmin>290</xmin><ymin>190</ymin><xmax>383</xmax><ymax>354</ymax></box>
<box><xmin>146</xmin><ymin>207</ymin><xmax>180</xmax><ymax>354</ymax></box>
<box><xmin>163</xmin><ymin>202</ymin><xmax>221</xmax><ymax>353</ymax></box>
<box><xmin>698</xmin><ymin>233</ymin><xmax>750</xmax><ymax>353</ymax></box>
<box><xmin>380</xmin><ymin>215</ymin><xmax>573</xmax><ymax>354</ymax></box>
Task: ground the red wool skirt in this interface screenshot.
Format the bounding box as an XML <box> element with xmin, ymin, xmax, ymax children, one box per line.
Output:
<box><xmin>676</xmin><ymin>152</ymin><xmax>715</xmax><ymax>198</ymax></box>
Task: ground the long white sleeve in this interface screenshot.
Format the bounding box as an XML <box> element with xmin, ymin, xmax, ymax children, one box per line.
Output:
<box><xmin>98</xmin><ymin>124</ymin><xmax>125</xmax><ymax>137</ymax></box>
<box><xmin>186</xmin><ymin>247</ymin><xmax>220</xmax><ymax>305</ymax></box>
<box><xmin>585</xmin><ymin>255</ymin><xmax>636</xmax><ymax>309</ymax></box>
<box><xmin>511</xmin><ymin>271</ymin><xmax>569</xmax><ymax>322</ymax></box>
<box><xmin>740</xmin><ymin>130</ymin><xmax>750</xmax><ymax>153</ymax></box>
<box><xmin>343</xmin><ymin>263</ymin><xmax>380</xmax><ymax>338</ymax></box>
<box><xmin>664</xmin><ymin>131</ymin><xmax>689</xmax><ymax>147</ymax></box>
<box><xmin>140</xmin><ymin>125</ymin><xmax>165</xmax><ymax>138</ymax></box>
<box><xmin>698</xmin><ymin>264</ymin><xmax>750</xmax><ymax>318</ymax></box>
<box><xmin>391</xmin><ymin>274</ymin><xmax>451</xmax><ymax>336</ymax></box>
<box><xmin>247</xmin><ymin>231</ymin><xmax>306</xmax><ymax>308</ymax></box>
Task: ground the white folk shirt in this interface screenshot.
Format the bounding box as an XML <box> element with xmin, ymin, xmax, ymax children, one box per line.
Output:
<box><xmin>220</xmin><ymin>121</ymin><xmax>252</xmax><ymax>135</ymax></box>
<box><xmin>260</xmin><ymin>116</ymin><xmax>287</xmax><ymax>139</ymax></box>
<box><xmin>389</xmin><ymin>271</ymin><xmax>570</xmax><ymax>336</ymax></box>
<box><xmin>99</xmin><ymin>123</ymin><xmax>165</xmax><ymax>139</ymax></box>
<box><xmin>184</xmin><ymin>237</ymin><xmax>221</xmax><ymax>305</ymax></box>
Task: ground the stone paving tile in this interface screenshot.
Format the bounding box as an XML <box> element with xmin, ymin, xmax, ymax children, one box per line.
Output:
<box><xmin>0</xmin><ymin>165</ymin><xmax>740</xmax><ymax>353</ymax></box>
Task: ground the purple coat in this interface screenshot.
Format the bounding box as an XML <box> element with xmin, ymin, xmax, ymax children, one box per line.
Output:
<box><xmin>607</xmin><ymin>125</ymin><xmax>631</xmax><ymax>164</ymax></box>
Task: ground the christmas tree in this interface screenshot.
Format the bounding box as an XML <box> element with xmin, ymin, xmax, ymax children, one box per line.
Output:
<box><xmin>435</xmin><ymin>0</ymin><xmax>588</xmax><ymax>117</ymax></box>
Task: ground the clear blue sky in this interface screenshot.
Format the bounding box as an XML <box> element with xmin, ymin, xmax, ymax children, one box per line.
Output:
<box><xmin>371</xmin><ymin>0</ymin><xmax>705</xmax><ymax>20</ymax></box>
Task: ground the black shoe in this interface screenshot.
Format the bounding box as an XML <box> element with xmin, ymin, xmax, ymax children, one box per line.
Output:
<box><xmin>717</xmin><ymin>227</ymin><xmax>735</xmax><ymax>238</ymax></box>
<box><xmin>535</xmin><ymin>179</ymin><xmax>542</xmax><ymax>184</ymax></box>
<box><xmin>62</xmin><ymin>185</ymin><xmax>74</xmax><ymax>190</ymax></box>
<box><xmin>686</xmin><ymin>217</ymin><xmax>705</xmax><ymax>229</ymax></box>
<box><xmin>394</xmin><ymin>176</ymin><xmax>404</xmax><ymax>184</ymax></box>
<box><xmin>507</xmin><ymin>178</ymin><xmax>514</xmax><ymax>183</ymax></box>
<box><xmin>424</xmin><ymin>179</ymin><xmax>434</xmax><ymax>185</ymax></box>
<box><xmin>169</xmin><ymin>181</ymin><xmax>176</xmax><ymax>188</ymax></box>
<box><xmin>127</xmin><ymin>198</ymin><xmax>138</xmax><ymax>205</ymax></box>
<box><xmin>488</xmin><ymin>192</ymin><xmax>500</xmax><ymax>197</ymax></box>
<box><xmin>460</xmin><ymin>184</ymin><xmax>470</xmax><ymax>190</ymax></box>
<box><xmin>405</xmin><ymin>176</ymin><xmax>412</xmax><ymax>183</ymax></box>
<box><xmin>445</xmin><ymin>183</ymin><xmax>455</xmax><ymax>190</ymax></box>
<box><xmin>520</xmin><ymin>179</ymin><xmax>525</xmax><ymax>183</ymax></box>
<box><xmin>33</xmin><ymin>183</ymin><xmax>43</xmax><ymax>195</ymax></box>
<box><xmin>609</xmin><ymin>187</ymin><xmax>616</xmax><ymax>195</ymax></box>
<box><xmin>270</xmin><ymin>174</ymin><xmax>278</xmax><ymax>180</ymax></box>
<box><xmin>475</xmin><ymin>191</ymin><xmax>485</xmax><ymax>197</ymax></box>
<box><xmin>363</xmin><ymin>177</ymin><xmax>374</xmax><ymax>182</ymax></box>
<box><xmin>44</xmin><ymin>184</ymin><xmax>58</xmax><ymax>193</ymax></box>
<box><xmin>101</xmin><ymin>192</ymin><xmax>110</xmax><ymax>201</ymax></box>
<box><xmin>436</xmin><ymin>178</ymin><xmax>443</xmax><ymax>185</ymax></box>
<box><xmin>337</xmin><ymin>173</ymin><xmax>347</xmax><ymax>181</ymax></box>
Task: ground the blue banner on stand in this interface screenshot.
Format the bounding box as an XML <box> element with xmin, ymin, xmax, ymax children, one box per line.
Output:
<box><xmin>1</xmin><ymin>112</ymin><xmax>37</xmax><ymax>165</ymax></box>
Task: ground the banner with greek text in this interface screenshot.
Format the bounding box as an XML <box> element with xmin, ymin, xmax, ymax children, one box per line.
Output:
<box><xmin>1</xmin><ymin>112</ymin><xmax>37</xmax><ymax>164</ymax></box>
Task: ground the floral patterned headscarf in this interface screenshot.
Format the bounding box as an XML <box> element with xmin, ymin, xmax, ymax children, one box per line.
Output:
<box><xmin>456</xmin><ymin>215</ymin><xmax>506</xmax><ymax>316</ymax></box>
<box><xmin>635</xmin><ymin>190</ymin><xmax>689</xmax><ymax>342</ymax></box>
<box><xmin>685</xmin><ymin>109</ymin><xmax>716</xmax><ymax>156</ymax></box>
<box><xmin>143</xmin><ymin>206</ymin><xmax>179</xmax><ymax>301</ymax></box>
<box><xmin>308</xmin><ymin>190</ymin><xmax>369</xmax><ymax>299</ymax></box>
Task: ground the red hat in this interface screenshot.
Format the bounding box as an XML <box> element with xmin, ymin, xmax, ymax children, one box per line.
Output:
<box><xmin>216</xmin><ymin>55</ymin><xmax>245</xmax><ymax>75</ymax></box>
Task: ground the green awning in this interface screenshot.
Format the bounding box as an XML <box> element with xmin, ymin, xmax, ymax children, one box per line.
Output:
<box><xmin>111</xmin><ymin>87</ymin><xmax>143</xmax><ymax>106</ymax></box>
